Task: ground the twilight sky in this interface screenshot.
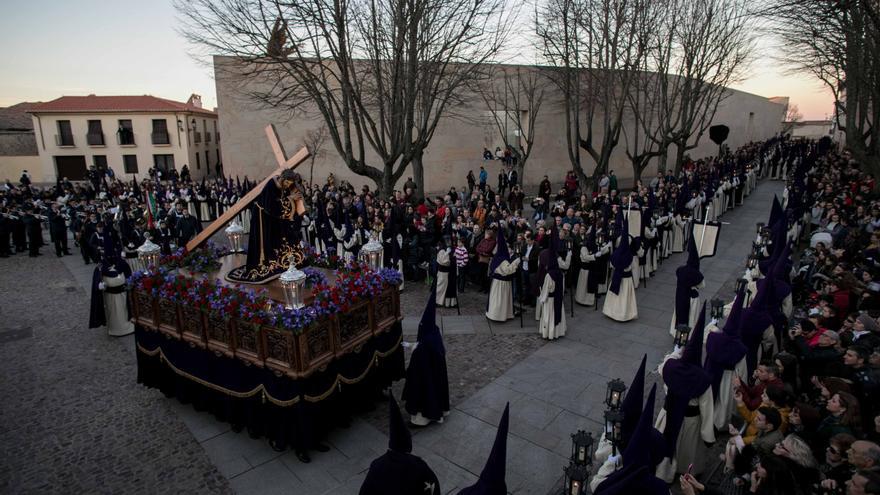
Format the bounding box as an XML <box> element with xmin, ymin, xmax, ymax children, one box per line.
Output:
<box><xmin>0</xmin><ymin>0</ymin><xmax>834</xmax><ymax>120</ymax></box>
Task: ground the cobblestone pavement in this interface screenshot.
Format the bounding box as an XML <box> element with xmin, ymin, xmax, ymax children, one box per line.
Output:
<box><xmin>0</xmin><ymin>252</ymin><xmax>230</xmax><ymax>494</ymax></box>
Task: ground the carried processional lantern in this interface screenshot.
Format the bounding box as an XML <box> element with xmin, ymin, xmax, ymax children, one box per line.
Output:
<box><xmin>604</xmin><ymin>409</ymin><xmax>625</xmax><ymax>452</ymax></box>
<box><xmin>225</xmin><ymin>219</ymin><xmax>245</xmax><ymax>253</ymax></box>
<box><xmin>563</xmin><ymin>463</ymin><xmax>589</xmax><ymax>495</ymax></box>
<box><xmin>756</xmin><ymin>222</ymin><xmax>765</xmax><ymax>235</ymax></box>
<box><xmin>360</xmin><ymin>235</ymin><xmax>384</xmax><ymax>271</ymax></box>
<box><xmin>710</xmin><ymin>298</ymin><xmax>725</xmax><ymax>320</ymax></box>
<box><xmin>279</xmin><ymin>264</ymin><xmax>307</xmax><ymax>310</ymax></box>
<box><xmin>570</xmin><ymin>430</ymin><xmax>594</xmax><ymax>467</ymax></box>
<box><xmin>735</xmin><ymin>277</ymin><xmax>749</xmax><ymax>295</ymax></box>
<box><xmin>674</xmin><ymin>324</ymin><xmax>691</xmax><ymax>349</ymax></box>
<box><xmin>605</xmin><ymin>378</ymin><xmax>627</xmax><ymax>410</ymax></box>
<box><xmin>137</xmin><ymin>238</ymin><xmax>161</xmax><ymax>272</ymax></box>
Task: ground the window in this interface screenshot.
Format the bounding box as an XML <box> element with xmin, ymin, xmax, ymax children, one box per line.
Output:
<box><xmin>123</xmin><ymin>155</ymin><xmax>138</xmax><ymax>174</ymax></box>
<box><xmin>56</xmin><ymin>120</ymin><xmax>74</xmax><ymax>146</ymax></box>
<box><xmin>87</xmin><ymin>120</ymin><xmax>104</xmax><ymax>146</ymax></box>
<box><xmin>195</xmin><ymin>152</ymin><xmax>201</xmax><ymax>169</ymax></box>
<box><xmin>216</xmin><ymin>149</ymin><xmax>220</xmax><ymax>165</ymax></box>
<box><xmin>151</xmin><ymin>119</ymin><xmax>170</xmax><ymax>145</ymax></box>
<box><xmin>205</xmin><ymin>150</ymin><xmax>210</xmax><ymax>168</ymax></box>
<box><xmin>118</xmin><ymin>120</ymin><xmax>135</xmax><ymax>145</ymax></box>
<box><xmin>153</xmin><ymin>154</ymin><xmax>175</xmax><ymax>172</ymax></box>
<box><xmin>204</xmin><ymin>119</ymin><xmax>211</xmax><ymax>142</ymax></box>
<box><xmin>214</xmin><ymin>121</ymin><xmax>219</xmax><ymax>143</ymax></box>
<box><xmin>93</xmin><ymin>155</ymin><xmax>108</xmax><ymax>171</ymax></box>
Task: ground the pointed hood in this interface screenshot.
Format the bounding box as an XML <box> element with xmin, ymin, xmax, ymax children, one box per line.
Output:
<box><xmin>686</xmin><ymin>235</ymin><xmax>700</xmax><ymax>270</ymax></box>
<box><xmin>608</xmin><ymin>223</ymin><xmax>633</xmax><ymax>295</ymax></box>
<box><xmin>722</xmin><ymin>291</ymin><xmax>745</xmax><ymax>338</ymax></box>
<box><xmin>457</xmin><ymin>403</ymin><xmax>509</xmax><ymax>495</ymax></box>
<box><xmin>681</xmin><ymin>302</ymin><xmax>706</xmax><ymax>366</ymax></box>
<box><xmin>595</xmin><ymin>385</ymin><xmax>668</xmax><ymax>495</ymax></box>
<box><xmin>388</xmin><ymin>395</ymin><xmax>412</xmax><ymax>453</ymax></box>
<box><xmin>620</xmin><ymin>355</ymin><xmax>647</xmax><ymax>448</ymax></box>
<box><xmin>417</xmin><ymin>285</ymin><xmax>445</xmax><ymax>355</ymax></box>
<box><xmin>706</xmin><ymin>292</ymin><xmax>748</xmax><ymax>387</ymax></box>
<box><xmin>622</xmin><ymin>384</ymin><xmax>661</xmax><ymax>469</ymax></box>
<box><xmin>488</xmin><ymin>231</ymin><xmax>511</xmax><ymax>274</ymax></box>
<box><xmin>768</xmin><ymin>195</ymin><xmax>783</xmax><ymax>227</ymax></box>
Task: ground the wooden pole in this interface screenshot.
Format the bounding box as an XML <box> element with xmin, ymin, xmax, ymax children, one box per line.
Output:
<box><xmin>185</xmin><ymin>125</ymin><xmax>310</xmax><ymax>252</ymax></box>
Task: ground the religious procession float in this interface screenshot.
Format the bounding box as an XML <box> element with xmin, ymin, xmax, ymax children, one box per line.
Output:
<box><xmin>128</xmin><ymin>127</ymin><xmax>405</xmax><ymax>452</ymax></box>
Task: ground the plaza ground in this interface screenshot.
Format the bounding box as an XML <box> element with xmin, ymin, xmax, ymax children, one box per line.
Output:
<box><xmin>0</xmin><ymin>180</ymin><xmax>781</xmax><ymax>494</ymax></box>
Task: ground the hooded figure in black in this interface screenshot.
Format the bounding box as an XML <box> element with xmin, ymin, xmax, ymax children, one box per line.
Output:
<box><xmin>457</xmin><ymin>403</ymin><xmax>510</xmax><ymax>495</ymax></box>
<box><xmin>655</xmin><ymin>302</ymin><xmax>715</xmax><ymax>483</ymax></box>
<box><xmin>593</xmin><ymin>385</ymin><xmax>669</xmax><ymax>495</ymax></box>
<box><xmin>89</xmin><ymin>235</ymin><xmax>133</xmax><ymax>336</ymax></box>
<box><xmin>359</xmin><ymin>395</ymin><xmax>441</xmax><ymax>495</ymax></box>
<box><xmin>705</xmin><ymin>290</ymin><xmax>749</xmax><ymax>429</ymax></box>
<box><xmin>402</xmin><ymin>287</ymin><xmax>450</xmax><ymax>426</ymax></box>
<box><xmin>602</xmin><ymin>217</ymin><xmax>637</xmax><ymax>321</ymax></box>
<box><xmin>670</xmin><ymin>235</ymin><xmax>704</xmax><ymax>337</ymax></box>
<box><xmin>536</xmin><ymin>226</ymin><xmax>565</xmax><ymax>339</ymax></box>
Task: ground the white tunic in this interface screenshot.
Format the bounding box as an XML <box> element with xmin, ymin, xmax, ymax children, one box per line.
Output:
<box><xmin>602</xmin><ymin>275</ymin><xmax>637</xmax><ymax>322</ymax></box>
<box><xmin>103</xmin><ymin>274</ymin><xmax>134</xmax><ymax>337</ymax></box>
<box><xmin>436</xmin><ymin>249</ymin><xmax>457</xmax><ymax>307</ymax></box>
<box><xmin>486</xmin><ymin>258</ymin><xmax>521</xmax><ymax>322</ymax></box>
<box><xmin>671</xmin><ymin>216</ymin><xmax>685</xmax><ymax>253</ymax></box>
<box><xmin>575</xmin><ymin>247</ymin><xmax>596</xmax><ymax>306</ymax></box>
<box><xmin>713</xmin><ymin>356</ymin><xmax>748</xmax><ymax>430</ymax></box>
<box><xmin>655</xmin><ymin>386</ymin><xmax>715</xmax><ymax>483</ymax></box>
<box><xmin>536</xmin><ymin>274</ymin><xmax>566</xmax><ymax>340</ymax></box>
<box><xmin>669</xmin><ymin>287</ymin><xmax>703</xmax><ymax>337</ymax></box>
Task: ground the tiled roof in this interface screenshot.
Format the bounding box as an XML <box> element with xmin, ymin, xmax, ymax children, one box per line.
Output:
<box><xmin>0</xmin><ymin>102</ymin><xmax>38</xmax><ymax>131</ymax></box>
<box><xmin>28</xmin><ymin>95</ymin><xmax>216</xmax><ymax>116</ymax></box>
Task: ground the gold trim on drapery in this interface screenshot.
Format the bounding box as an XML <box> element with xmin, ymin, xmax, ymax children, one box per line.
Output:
<box><xmin>137</xmin><ymin>333</ymin><xmax>401</xmax><ymax>407</ymax></box>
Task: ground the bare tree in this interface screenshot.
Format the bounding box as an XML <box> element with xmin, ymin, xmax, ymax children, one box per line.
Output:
<box><xmin>537</xmin><ymin>0</ymin><xmax>655</xmax><ymax>192</ymax></box>
<box><xmin>176</xmin><ymin>0</ymin><xmax>515</xmax><ymax>196</ymax></box>
<box><xmin>659</xmin><ymin>0</ymin><xmax>754</xmax><ymax>173</ymax></box>
<box><xmin>303</xmin><ymin>124</ymin><xmax>329</xmax><ymax>186</ymax></box>
<box><xmin>762</xmin><ymin>0</ymin><xmax>880</xmax><ymax>176</ymax></box>
<box><xmin>781</xmin><ymin>103</ymin><xmax>803</xmax><ymax>134</ymax></box>
<box><xmin>475</xmin><ymin>66</ymin><xmax>546</xmax><ymax>183</ymax></box>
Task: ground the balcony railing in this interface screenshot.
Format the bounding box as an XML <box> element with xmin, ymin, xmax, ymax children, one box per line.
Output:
<box><xmin>117</xmin><ymin>130</ymin><xmax>136</xmax><ymax>146</ymax></box>
<box><xmin>151</xmin><ymin>132</ymin><xmax>171</xmax><ymax>145</ymax></box>
<box><xmin>194</xmin><ymin>131</ymin><xmax>202</xmax><ymax>143</ymax></box>
<box><xmin>86</xmin><ymin>132</ymin><xmax>105</xmax><ymax>146</ymax></box>
<box><xmin>55</xmin><ymin>134</ymin><xmax>75</xmax><ymax>147</ymax></box>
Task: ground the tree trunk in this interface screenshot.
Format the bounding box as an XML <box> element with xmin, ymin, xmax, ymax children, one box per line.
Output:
<box><xmin>673</xmin><ymin>141</ymin><xmax>687</xmax><ymax>175</ymax></box>
<box><xmin>412</xmin><ymin>150</ymin><xmax>425</xmax><ymax>200</ymax></box>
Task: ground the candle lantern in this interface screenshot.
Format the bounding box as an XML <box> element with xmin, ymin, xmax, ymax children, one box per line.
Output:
<box><xmin>751</xmin><ymin>241</ymin><xmax>763</xmax><ymax>257</ymax></box>
<box><xmin>755</xmin><ymin>222</ymin><xmax>765</xmax><ymax>235</ymax></box>
<box><xmin>225</xmin><ymin>219</ymin><xmax>245</xmax><ymax>253</ymax></box>
<box><xmin>360</xmin><ymin>236</ymin><xmax>384</xmax><ymax>271</ymax></box>
<box><xmin>605</xmin><ymin>378</ymin><xmax>627</xmax><ymax>410</ymax></box>
<box><xmin>137</xmin><ymin>238</ymin><xmax>161</xmax><ymax>272</ymax></box>
<box><xmin>735</xmin><ymin>277</ymin><xmax>748</xmax><ymax>296</ymax></box>
<box><xmin>279</xmin><ymin>265</ymin><xmax>307</xmax><ymax>310</ymax></box>
<box><xmin>710</xmin><ymin>298</ymin><xmax>725</xmax><ymax>320</ymax></box>
<box><xmin>747</xmin><ymin>255</ymin><xmax>759</xmax><ymax>270</ymax></box>
<box><xmin>674</xmin><ymin>324</ymin><xmax>691</xmax><ymax>349</ymax></box>
<box><xmin>570</xmin><ymin>430</ymin><xmax>594</xmax><ymax>467</ymax></box>
<box><xmin>563</xmin><ymin>463</ymin><xmax>589</xmax><ymax>495</ymax></box>
<box><xmin>604</xmin><ymin>409</ymin><xmax>625</xmax><ymax>451</ymax></box>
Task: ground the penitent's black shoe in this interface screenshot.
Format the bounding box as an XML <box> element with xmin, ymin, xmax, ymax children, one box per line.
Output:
<box><xmin>295</xmin><ymin>450</ymin><xmax>311</xmax><ymax>463</ymax></box>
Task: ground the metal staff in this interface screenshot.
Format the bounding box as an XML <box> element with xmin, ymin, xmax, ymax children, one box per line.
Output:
<box><xmin>699</xmin><ymin>204</ymin><xmax>711</xmax><ymax>255</ymax></box>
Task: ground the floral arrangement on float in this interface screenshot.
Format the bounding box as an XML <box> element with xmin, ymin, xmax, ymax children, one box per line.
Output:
<box><xmin>160</xmin><ymin>241</ymin><xmax>227</xmax><ymax>273</ymax></box>
<box><xmin>128</xmin><ymin>261</ymin><xmax>402</xmax><ymax>335</ymax></box>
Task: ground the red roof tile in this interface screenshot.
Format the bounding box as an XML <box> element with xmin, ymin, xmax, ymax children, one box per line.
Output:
<box><xmin>28</xmin><ymin>95</ymin><xmax>216</xmax><ymax>116</ymax></box>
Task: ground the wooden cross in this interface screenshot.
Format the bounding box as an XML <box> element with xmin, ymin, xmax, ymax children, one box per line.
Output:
<box><xmin>185</xmin><ymin>124</ymin><xmax>310</xmax><ymax>252</ymax></box>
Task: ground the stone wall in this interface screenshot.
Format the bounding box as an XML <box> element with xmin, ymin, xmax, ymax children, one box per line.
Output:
<box><xmin>0</xmin><ymin>131</ymin><xmax>38</xmax><ymax>156</ymax></box>
<box><xmin>215</xmin><ymin>57</ymin><xmax>786</xmax><ymax>194</ymax></box>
